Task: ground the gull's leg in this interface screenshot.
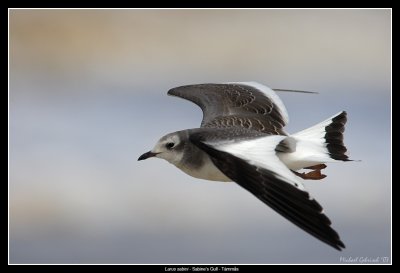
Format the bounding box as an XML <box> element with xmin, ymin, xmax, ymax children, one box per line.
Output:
<box><xmin>293</xmin><ymin>169</ymin><xmax>327</xmax><ymax>180</ymax></box>
<box><xmin>304</xmin><ymin>164</ymin><xmax>327</xmax><ymax>170</ymax></box>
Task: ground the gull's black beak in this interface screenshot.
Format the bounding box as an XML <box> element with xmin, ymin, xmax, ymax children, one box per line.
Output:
<box><xmin>138</xmin><ymin>151</ymin><xmax>158</xmax><ymax>161</ymax></box>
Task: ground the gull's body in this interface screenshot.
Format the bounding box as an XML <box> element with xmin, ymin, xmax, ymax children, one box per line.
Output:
<box><xmin>138</xmin><ymin>82</ymin><xmax>349</xmax><ymax>250</ymax></box>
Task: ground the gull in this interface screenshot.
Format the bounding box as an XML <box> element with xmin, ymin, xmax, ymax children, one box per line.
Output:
<box><xmin>138</xmin><ymin>82</ymin><xmax>349</xmax><ymax>250</ymax></box>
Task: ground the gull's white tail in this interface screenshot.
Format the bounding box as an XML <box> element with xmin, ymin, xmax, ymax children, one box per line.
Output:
<box><xmin>278</xmin><ymin>111</ymin><xmax>349</xmax><ymax>170</ymax></box>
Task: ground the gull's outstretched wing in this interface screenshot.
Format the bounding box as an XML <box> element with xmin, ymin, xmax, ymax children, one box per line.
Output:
<box><xmin>168</xmin><ymin>82</ymin><xmax>289</xmax><ymax>135</ymax></box>
<box><xmin>189</xmin><ymin>129</ymin><xmax>345</xmax><ymax>250</ymax></box>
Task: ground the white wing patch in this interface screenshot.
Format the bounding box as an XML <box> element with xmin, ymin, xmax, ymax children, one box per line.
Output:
<box><xmin>228</xmin><ymin>81</ymin><xmax>289</xmax><ymax>125</ymax></box>
<box><xmin>208</xmin><ymin>135</ymin><xmax>306</xmax><ymax>191</ymax></box>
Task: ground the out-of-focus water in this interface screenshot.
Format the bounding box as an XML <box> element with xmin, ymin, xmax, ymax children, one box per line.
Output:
<box><xmin>9</xmin><ymin>9</ymin><xmax>391</xmax><ymax>264</ymax></box>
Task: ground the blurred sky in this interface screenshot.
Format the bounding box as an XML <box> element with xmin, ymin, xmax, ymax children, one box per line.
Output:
<box><xmin>9</xmin><ymin>9</ymin><xmax>391</xmax><ymax>264</ymax></box>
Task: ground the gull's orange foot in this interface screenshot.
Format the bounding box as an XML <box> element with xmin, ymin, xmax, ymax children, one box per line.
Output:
<box><xmin>304</xmin><ymin>164</ymin><xmax>327</xmax><ymax>170</ymax></box>
<box><xmin>293</xmin><ymin>169</ymin><xmax>327</xmax><ymax>180</ymax></box>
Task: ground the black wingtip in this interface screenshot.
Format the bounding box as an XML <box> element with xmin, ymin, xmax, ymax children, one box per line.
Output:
<box><xmin>328</xmin><ymin>235</ymin><xmax>346</xmax><ymax>251</ymax></box>
<box><xmin>325</xmin><ymin>111</ymin><xmax>350</xmax><ymax>161</ymax></box>
<box><xmin>190</xmin><ymin>133</ymin><xmax>347</xmax><ymax>252</ymax></box>
<box><xmin>332</xmin><ymin>240</ymin><xmax>346</xmax><ymax>251</ymax></box>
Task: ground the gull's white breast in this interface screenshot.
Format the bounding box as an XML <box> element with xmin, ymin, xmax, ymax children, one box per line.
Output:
<box><xmin>177</xmin><ymin>155</ymin><xmax>231</xmax><ymax>182</ymax></box>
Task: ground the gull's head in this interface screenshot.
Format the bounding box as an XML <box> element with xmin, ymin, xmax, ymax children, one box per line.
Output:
<box><xmin>138</xmin><ymin>131</ymin><xmax>187</xmax><ymax>165</ymax></box>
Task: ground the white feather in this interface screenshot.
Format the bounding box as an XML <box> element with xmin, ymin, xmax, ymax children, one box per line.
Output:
<box><xmin>209</xmin><ymin>135</ymin><xmax>306</xmax><ymax>191</ymax></box>
<box><xmin>277</xmin><ymin>112</ymin><xmax>344</xmax><ymax>170</ymax></box>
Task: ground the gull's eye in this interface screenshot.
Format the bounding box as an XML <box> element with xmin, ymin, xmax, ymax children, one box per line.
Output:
<box><xmin>165</xmin><ymin>142</ymin><xmax>175</xmax><ymax>149</ymax></box>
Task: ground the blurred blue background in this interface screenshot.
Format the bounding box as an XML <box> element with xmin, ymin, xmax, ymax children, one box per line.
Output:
<box><xmin>9</xmin><ymin>9</ymin><xmax>391</xmax><ymax>264</ymax></box>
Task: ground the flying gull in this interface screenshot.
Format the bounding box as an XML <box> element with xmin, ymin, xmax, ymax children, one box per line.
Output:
<box><xmin>138</xmin><ymin>82</ymin><xmax>349</xmax><ymax>250</ymax></box>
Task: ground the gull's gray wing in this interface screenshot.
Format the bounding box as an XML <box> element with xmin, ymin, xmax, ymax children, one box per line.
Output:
<box><xmin>168</xmin><ymin>82</ymin><xmax>289</xmax><ymax>135</ymax></box>
<box><xmin>189</xmin><ymin>129</ymin><xmax>345</xmax><ymax>251</ymax></box>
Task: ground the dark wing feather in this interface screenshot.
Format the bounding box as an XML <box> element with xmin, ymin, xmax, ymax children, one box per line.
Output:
<box><xmin>168</xmin><ymin>83</ymin><xmax>288</xmax><ymax>135</ymax></box>
<box><xmin>325</xmin><ymin>111</ymin><xmax>349</xmax><ymax>161</ymax></box>
<box><xmin>190</xmin><ymin>132</ymin><xmax>345</xmax><ymax>251</ymax></box>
